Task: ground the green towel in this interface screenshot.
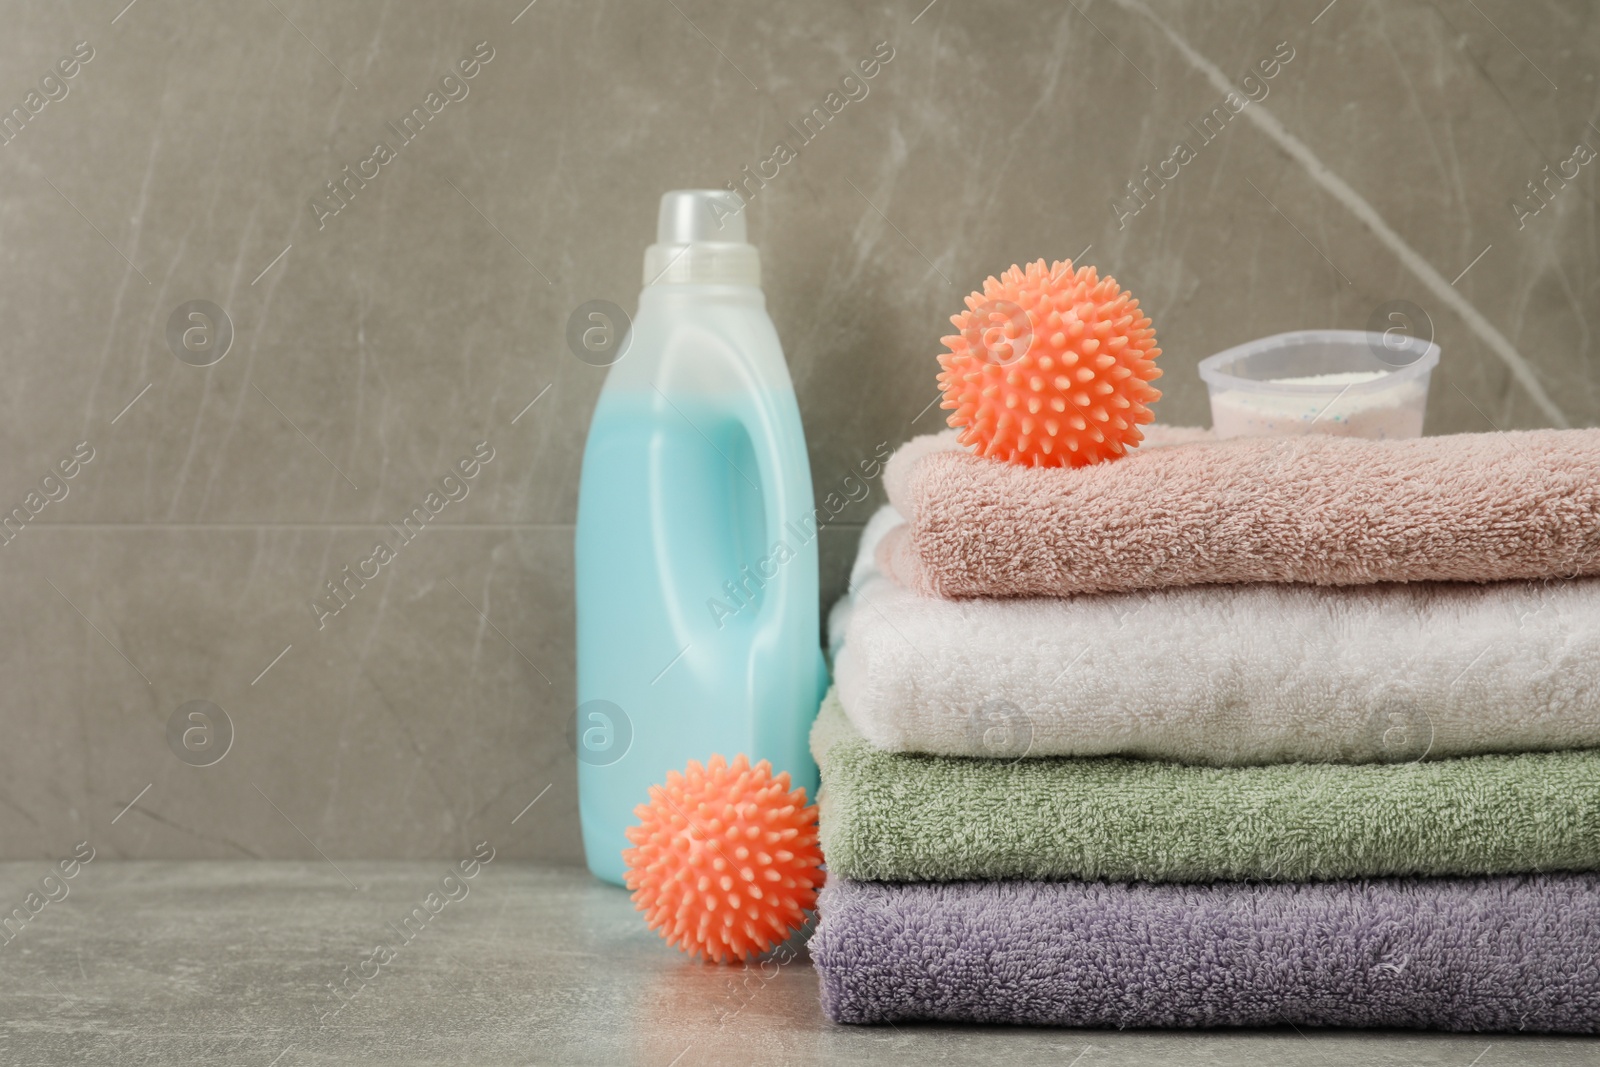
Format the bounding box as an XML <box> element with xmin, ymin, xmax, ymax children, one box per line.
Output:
<box><xmin>811</xmin><ymin>690</ymin><xmax>1600</xmax><ymax>883</ymax></box>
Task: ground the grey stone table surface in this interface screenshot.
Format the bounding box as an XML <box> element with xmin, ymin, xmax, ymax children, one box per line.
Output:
<box><xmin>1</xmin><ymin>863</ymin><xmax>1596</xmax><ymax>1067</ymax></box>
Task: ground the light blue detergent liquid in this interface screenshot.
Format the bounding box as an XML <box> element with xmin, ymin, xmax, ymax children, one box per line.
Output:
<box><xmin>575</xmin><ymin>191</ymin><xmax>827</xmax><ymax>886</ymax></box>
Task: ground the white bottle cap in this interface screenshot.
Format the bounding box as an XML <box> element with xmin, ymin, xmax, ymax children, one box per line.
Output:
<box><xmin>643</xmin><ymin>190</ymin><xmax>761</xmax><ymax>287</ymax></box>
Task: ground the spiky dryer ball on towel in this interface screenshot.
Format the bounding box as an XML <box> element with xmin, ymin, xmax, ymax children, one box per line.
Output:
<box><xmin>938</xmin><ymin>259</ymin><xmax>1162</xmax><ymax>467</ymax></box>
<box><xmin>623</xmin><ymin>754</ymin><xmax>822</xmax><ymax>963</ymax></box>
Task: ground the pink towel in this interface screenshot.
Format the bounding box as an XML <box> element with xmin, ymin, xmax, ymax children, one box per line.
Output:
<box><xmin>880</xmin><ymin>427</ymin><xmax>1600</xmax><ymax>598</ymax></box>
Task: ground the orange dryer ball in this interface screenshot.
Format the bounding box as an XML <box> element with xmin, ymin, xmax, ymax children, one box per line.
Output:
<box><xmin>938</xmin><ymin>258</ymin><xmax>1162</xmax><ymax>467</ymax></box>
<box><xmin>623</xmin><ymin>754</ymin><xmax>822</xmax><ymax>963</ymax></box>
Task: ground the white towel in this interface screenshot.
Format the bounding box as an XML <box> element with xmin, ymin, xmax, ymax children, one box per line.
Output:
<box><xmin>826</xmin><ymin>503</ymin><xmax>904</xmax><ymax>665</ymax></box>
<box><xmin>833</xmin><ymin>508</ymin><xmax>1600</xmax><ymax>765</ymax></box>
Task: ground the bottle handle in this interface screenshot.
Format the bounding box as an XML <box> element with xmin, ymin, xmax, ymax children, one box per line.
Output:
<box><xmin>735</xmin><ymin>389</ymin><xmax>802</xmax><ymax>623</ymax></box>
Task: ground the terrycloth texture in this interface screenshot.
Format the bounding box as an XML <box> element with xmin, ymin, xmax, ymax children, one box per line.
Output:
<box><xmin>813</xmin><ymin>875</ymin><xmax>1600</xmax><ymax>1031</ymax></box>
<box><xmin>879</xmin><ymin>427</ymin><xmax>1600</xmax><ymax>597</ymax></box>
<box><xmin>824</xmin><ymin>504</ymin><xmax>904</xmax><ymax>666</ymax></box>
<box><xmin>810</xmin><ymin>692</ymin><xmax>1600</xmax><ymax>883</ymax></box>
<box><xmin>836</xmin><ymin>529</ymin><xmax>1600</xmax><ymax>765</ymax></box>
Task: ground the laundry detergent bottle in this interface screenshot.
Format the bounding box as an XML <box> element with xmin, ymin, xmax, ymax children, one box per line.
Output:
<box><xmin>575</xmin><ymin>190</ymin><xmax>827</xmax><ymax>886</ymax></box>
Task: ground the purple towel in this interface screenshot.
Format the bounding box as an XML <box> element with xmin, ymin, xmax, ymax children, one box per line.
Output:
<box><xmin>813</xmin><ymin>876</ymin><xmax>1600</xmax><ymax>1031</ymax></box>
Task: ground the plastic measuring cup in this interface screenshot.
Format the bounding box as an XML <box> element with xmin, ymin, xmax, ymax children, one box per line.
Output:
<box><xmin>1198</xmin><ymin>329</ymin><xmax>1439</xmax><ymax>439</ymax></box>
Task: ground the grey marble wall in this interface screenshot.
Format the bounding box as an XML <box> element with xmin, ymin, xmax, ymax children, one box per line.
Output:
<box><xmin>0</xmin><ymin>0</ymin><xmax>1594</xmax><ymax>863</ymax></box>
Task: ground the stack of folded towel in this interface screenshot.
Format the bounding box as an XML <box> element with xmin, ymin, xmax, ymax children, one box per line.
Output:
<box><xmin>811</xmin><ymin>426</ymin><xmax>1600</xmax><ymax>1032</ymax></box>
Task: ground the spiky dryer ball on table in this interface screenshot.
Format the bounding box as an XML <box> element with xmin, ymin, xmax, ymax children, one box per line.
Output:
<box><xmin>623</xmin><ymin>754</ymin><xmax>822</xmax><ymax>963</ymax></box>
<box><xmin>938</xmin><ymin>259</ymin><xmax>1163</xmax><ymax>467</ymax></box>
